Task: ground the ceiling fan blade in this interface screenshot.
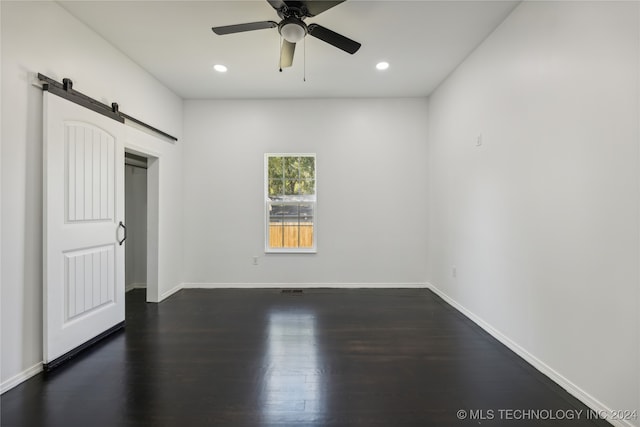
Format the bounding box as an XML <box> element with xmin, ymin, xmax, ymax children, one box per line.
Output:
<box><xmin>307</xmin><ymin>24</ymin><xmax>361</xmax><ymax>54</ymax></box>
<box><xmin>267</xmin><ymin>0</ymin><xmax>287</xmax><ymax>11</ymax></box>
<box><xmin>280</xmin><ymin>40</ymin><xmax>296</xmax><ymax>69</ymax></box>
<box><xmin>212</xmin><ymin>21</ymin><xmax>277</xmax><ymax>35</ymax></box>
<box><xmin>301</xmin><ymin>1</ymin><xmax>345</xmax><ymax>17</ymax></box>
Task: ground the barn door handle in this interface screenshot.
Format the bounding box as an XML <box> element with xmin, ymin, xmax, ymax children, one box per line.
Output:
<box><xmin>118</xmin><ymin>221</ymin><xmax>127</xmax><ymax>246</ymax></box>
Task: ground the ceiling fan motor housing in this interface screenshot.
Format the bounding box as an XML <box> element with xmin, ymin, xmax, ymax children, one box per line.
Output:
<box><xmin>279</xmin><ymin>17</ymin><xmax>307</xmax><ymax>43</ymax></box>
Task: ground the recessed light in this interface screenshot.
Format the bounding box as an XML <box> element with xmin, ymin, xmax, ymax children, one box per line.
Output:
<box><xmin>376</xmin><ymin>61</ymin><xmax>390</xmax><ymax>71</ymax></box>
<box><xmin>213</xmin><ymin>64</ymin><xmax>228</xmax><ymax>73</ymax></box>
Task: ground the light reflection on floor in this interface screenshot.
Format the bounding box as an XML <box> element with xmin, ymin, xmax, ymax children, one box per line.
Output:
<box><xmin>259</xmin><ymin>310</ymin><xmax>325</xmax><ymax>425</ymax></box>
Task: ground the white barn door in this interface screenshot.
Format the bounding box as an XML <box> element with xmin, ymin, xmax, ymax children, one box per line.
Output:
<box><xmin>43</xmin><ymin>92</ymin><xmax>125</xmax><ymax>367</ymax></box>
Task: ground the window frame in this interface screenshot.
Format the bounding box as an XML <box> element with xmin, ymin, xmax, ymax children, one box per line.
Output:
<box><xmin>264</xmin><ymin>153</ymin><xmax>317</xmax><ymax>254</ymax></box>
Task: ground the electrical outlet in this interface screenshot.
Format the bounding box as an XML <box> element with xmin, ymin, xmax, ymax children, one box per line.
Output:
<box><xmin>452</xmin><ymin>266</ymin><xmax>457</xmax><ymax>278</ymax></box>
<box><xmin>252</xmin><ymin>256</ymin><xmax>259</xmax><ymax>266</ymax></box>
<box><xmin>476</xmin><ymin>133</ymin><xmax>483</xmax><ymax>147</ymax></box>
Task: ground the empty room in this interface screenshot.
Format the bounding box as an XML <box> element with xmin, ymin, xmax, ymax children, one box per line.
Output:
<box><xmin>1</xmin><ymin>1</ymin><xmax>638</xmax><ymax>426</ymax></box>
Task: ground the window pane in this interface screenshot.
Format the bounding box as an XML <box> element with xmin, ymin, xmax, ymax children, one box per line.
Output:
<box><xmin>299</xmin><ymin>156</ymin><xmax>315</xmax><ymax>180</ymax></box>
<box><xmin>299</xmin><ymin>179</ymin><xmax>315</xmax><ymax>195</ymax></box>
<box><xmin>284</xmin><ymin>157</ymin><xmax>300</xmax><ymax>180</ymax></box>
<box><xmin>268</xmin><ymin>157</ymin><xmax>284</xmax><ymax>179</ymax></box>
<box><xmin>299</xmin><ymin>203</ymin><xmax>314</xmax><ymax>248</ymax></box>
<box><xmin>268</xmin><ymin>179</ymin><xmax>284</xmax><ymax>199</ymax></box>
<box><xmin>268</xmin><ymin>203</ymin><xmax>289</xmax><ymax>223</ymax></box>
<box><xmin>284</xmin><ymin>179</ymin><xmax>298</xmax><ymax>196</ymax></box>
<box><xmin>269</xmin><ymin>222</ymin><xmax>284</xmax><ymax>248</ymax></box>
<box><xmin>299</xmin><ymin>203</ymin><xmax>313</xmax><ymax>222</ymax></box>
<box><xmin>268</xmin><ymin>204</ymin><xmax>286</xmax><ymax>248</ymax></box>
<box><xmin>298</xmin><ymin>223</ymin><xmax>313</xmax><ymax>248</ymax></box>
<box><xmin>282</xmin><ymin>223</ymin><xmax>299</xmax><ymax>248</ymax></box>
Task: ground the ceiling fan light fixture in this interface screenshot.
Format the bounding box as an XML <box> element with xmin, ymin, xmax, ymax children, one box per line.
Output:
<box><xmin>280</xmin><ymin>22</ymin><xmax>306</xmax><ymax>43</ymax></box>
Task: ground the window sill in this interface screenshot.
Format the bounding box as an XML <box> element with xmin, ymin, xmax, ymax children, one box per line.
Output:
<box><xmin>265</xmin><ymin>248</ymin><xmax>317</xmax><ymax>254</ymax></box>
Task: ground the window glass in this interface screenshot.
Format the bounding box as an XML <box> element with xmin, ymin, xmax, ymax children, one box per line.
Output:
<box><xmin>265</xmin><ymin>154</ymin><xmax>316</xmax><ymax>253</ymax></box>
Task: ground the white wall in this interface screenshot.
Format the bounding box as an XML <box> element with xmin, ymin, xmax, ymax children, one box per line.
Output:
<box><xmin>183</xmin><ymin>98</ymin><xmax>429</xmax><ymax>286</ymax></box>
<box><xmin>0</xmin><ymin>0</ymin><xmax>3</xmax><ymax>396</ymax></box>
<box><xmin>125</xmin><ymin>165</ymin><xmax>147</xmax><ymax>290</ymax></box>
<box><xmin>427</xmin><ymin>1</ymin><xmax>639</xmax><ymax>424</ymax></box>
<box><xmin>1</xmin><ymin>1</ymin><xmax>184</xmax><ymax>390</ymax></box>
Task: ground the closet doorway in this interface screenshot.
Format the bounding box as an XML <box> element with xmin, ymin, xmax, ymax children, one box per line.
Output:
<box><xmin>124</xmin><ymin>152</ymin><xmax>148</xmax><ymax>298</ymax></box>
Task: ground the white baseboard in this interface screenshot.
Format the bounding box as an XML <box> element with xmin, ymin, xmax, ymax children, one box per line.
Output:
<box><xmin>182</xmin><ymin>282</ymin><xmax>428</xmax><ymax>289</ymax></box>
<box><xmin>1</xmin><ymin>362</ymin><xmax>43</xmax><ymax>395</ymax></box>
<box><xmin>159</xmin><ymin>283</ymin><xmax>183</xmax><ymax>301</ymax></box>
<box><xmin>125</xmin><ymin>282</ymin><xmax>147</xmax><ymax>293</ymax></box>
<box><xmin>426</xmin><ymin>282</ymin><xmax>636</xmax><ymax>427</ymax></box>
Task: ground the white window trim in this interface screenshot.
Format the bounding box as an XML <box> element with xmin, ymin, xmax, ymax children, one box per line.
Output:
<box><xmin>264</xmin><ymin>153</ymin><xmax>317</xmax><ymax>254</ymax></box>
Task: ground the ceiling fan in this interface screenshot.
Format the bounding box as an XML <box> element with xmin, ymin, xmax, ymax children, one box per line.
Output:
<box><xmin>212</xmin><ymin>0</ymin><xmax>361</xmax><ymax>70</ymax></box>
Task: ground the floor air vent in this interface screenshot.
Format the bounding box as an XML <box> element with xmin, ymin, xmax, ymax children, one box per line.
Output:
<box><xmin>281</xmin><ymin>289</ymin><xmax>303</xmax><ymax>294</ymax></box>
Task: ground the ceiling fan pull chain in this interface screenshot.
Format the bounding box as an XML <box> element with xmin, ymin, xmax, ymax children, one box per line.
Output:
<box><xmin>303</xmin><ymin>36</ymin><xmax>306</xmax><ymax>82</ymax></box>
<box><xmin>279</xmin><ymin>34</ymin><xmax>283</xmax><ymax>72</ymax></box>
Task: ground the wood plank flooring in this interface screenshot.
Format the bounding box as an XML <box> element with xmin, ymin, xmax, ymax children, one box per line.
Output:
<box><xmin>1</xmin><ymin>289</ymin><xmax>612</xmax><ymax>426</ymax></box>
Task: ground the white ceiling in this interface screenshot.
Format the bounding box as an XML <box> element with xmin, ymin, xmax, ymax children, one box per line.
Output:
<box><xmin>59</xmin><ymin>0</ymin><xmax>519</xmax><ymax>99</ymax></box>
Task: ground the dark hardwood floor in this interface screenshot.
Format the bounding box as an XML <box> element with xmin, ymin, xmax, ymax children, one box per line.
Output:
<box><xmin>1</xmin><ymin>289</ymin><xmax>611</xmax><ymax>427</ymax></box>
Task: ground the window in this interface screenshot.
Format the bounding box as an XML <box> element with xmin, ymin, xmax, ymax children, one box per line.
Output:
<box><xmin>265</xmin><ymin>154</ymin><xmax>316</xmax><ymax>253</ymax></box>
